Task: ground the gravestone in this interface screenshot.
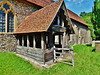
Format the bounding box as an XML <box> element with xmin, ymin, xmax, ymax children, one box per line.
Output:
<box><xmin>92</xmin><ymin>41</ymin><xmax>100</xmax><ymax>51</ymax></box>
<box><xmin>95</xmin><ymin>41</ymin><xmax>100</xmax><ymax>51</ymax></box>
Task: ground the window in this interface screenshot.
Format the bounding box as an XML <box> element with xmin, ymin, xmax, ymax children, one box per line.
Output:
<box><xmin>0</xmin><ymin>1</ymin><xmax>15</xmax><ymax>33</ymax></box>
<box><xmin>7</xmin><ymin>11</ymin><xmax>14</xmax><ymax>32</ymax></box>
<box><xmin>3</xmin><ymin>3</ymin><xmax>10</xmax><ymax>11</ymax></box>
<box><xmin>0</xmin><ymin>9</ymin><xmax>5</xmax><ymax>32</ymax></box>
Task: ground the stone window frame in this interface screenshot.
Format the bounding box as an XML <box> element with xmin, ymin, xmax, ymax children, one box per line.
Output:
<box><xmin>0</xmin><ymin>1</ymin><xmax>17</xmax><ymax>34</ymax></box>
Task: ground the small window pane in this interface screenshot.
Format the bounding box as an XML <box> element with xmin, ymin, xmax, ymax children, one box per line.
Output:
<box><xmin>0</xmin><ymin>9</ymin><xmax>5</xmax><ymax>32</ymax></box>
<box><xmin>7</xmin><ymin>11</ymin><xmax>14</xmax><ymax>32</ymax></box>
<box><xmin>3</xmin><ymin>3</ymin><xmax>10</xmax><ymax>11</ymax></box>
<box><xmin>0</xmin><ymin>9</ymin><xmax>5</xmax><ymax>13</ymax></box>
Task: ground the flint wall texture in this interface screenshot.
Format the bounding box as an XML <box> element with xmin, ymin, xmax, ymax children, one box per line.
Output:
<box><xmin>0</xmin><ymin>34</ymin><xmax>17</xmax><ymax>52</ymax></box>
<box><xmin>69</xmin><ymin>20</ymin><xmax>92</xmax><ymax>45</ymax></box>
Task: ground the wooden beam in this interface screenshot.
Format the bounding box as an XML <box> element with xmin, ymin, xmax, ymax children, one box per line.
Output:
<box><xmin>54</xmin><ymin>48</ymin><xmax>70</xmax><ymax>50</ymax></box>
<box><xmin>22</xmin><ymin>35</ymin><xmax>24</xmax><ymax>46</ymax></box>
<box><xmin>44</xmin><ymin>35</ymin><xmax>47</xmax><ymax>49</ymax></box>
<box><xmin>62</xmin><ymin>31</ymin><xmax>66</xmax><ymax>48</ymax></box>
<box><xmin>27</xmin><ymin>35</ymin><xmax>29</xmax><ymax>48</ymax></box>
<box><xmin>33</xmin><ymin>34</ymin><xmax>36</xmax><ymax>48</ymax></box>
<box><xmin>62</xmin><ymin>17</ymin><xmax>64</xmax><ymax>27</ymax></box>
<box><xmin>58</xmin><ymin>16</ymin><xmax>60</xmax><ymax>25</ymax></box>
<box><xmin>17</xmin><ymin>36</ymin><xmax>19</xmax><ymax>46</ymax></box>
<box><xmin>41</xmin><ymin>33</ymin><xmax>44</xmax><ymax>49</ymax></box>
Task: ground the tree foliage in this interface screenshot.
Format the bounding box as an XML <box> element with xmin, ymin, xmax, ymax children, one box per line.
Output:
<box><xmin>92</xmin><ymin>0</ymin><xmax>100</xmax><ymax>40</ymax></box>
<box><xmin>80</xmin><ymin>12</ymin><xmax>96</xmax><ymax>40</ymax></box>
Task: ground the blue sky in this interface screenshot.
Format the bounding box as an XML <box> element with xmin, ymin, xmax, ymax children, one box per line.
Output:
<box><xmin>54</xmin><ymin>0</ymin><xmax>95</xmax><ymax>15</ymax></box>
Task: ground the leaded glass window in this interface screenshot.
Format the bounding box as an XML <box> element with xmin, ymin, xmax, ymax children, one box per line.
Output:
<box><xmin>7</xmin><ymin>11</ymin><xmax>14</xmax><ymax>32</ymax></box>
<box><xmin>3</xmin><ymin>3</ymin><xmax>10</xmax><ymax>11</ymax></box>
<box><xmin>0</xmin><ymin>1</ymin><xmax>15</xmax><ymax>33</ymax></box>
<box><xmin>0</xmin><ymin>9</ymin><xmax>5</xmax><ymax>32</ymax></box>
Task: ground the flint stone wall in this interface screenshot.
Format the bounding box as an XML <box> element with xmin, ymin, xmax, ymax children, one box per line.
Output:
<box><xmin>0</xmin><ymin>34</ymin><xmax>17</xmax><ymax>52</ymax></box>
<box><xmin>0</xmin><ymin>0</ymin><xmax>41</xmax><ymax>52</ymax></box>
<box><xmin>1</xmin><ymin>0</ymin><xmax>41</xmax><ymax>26</ymax></box>
<box><xmin>70</xmin><ymin>20</ymin><xmax>92</xmax><ymax>45</ymax></box>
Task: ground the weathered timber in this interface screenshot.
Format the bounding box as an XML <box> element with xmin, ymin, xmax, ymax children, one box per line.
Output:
<box><xmin>55</xmin><ymin>52</ymin><xmax>72</xmax><ymax>56</ymax></box>
<box><xmin>16</xmin><ymin>46</ymin><xmax>54</xmax><ymax>64</ymax></box>
<box><xmin>63</xmin><ymin>62</ymin><xmax>73</xmax><ymax>65</ymax></box>
<box><xmin>60</xmin><ymin>57</ymin><xmax>72</xmax><ymax>60</ymax></box>
<box><xmin>16</xmin><ymin>46</ymin><xmax>44</xmax><ymax>63</ymax></box>
<box><xmin>53</xmin><ymin>46</ymin><xmax>74</xmax><ymax>66</ymax></box>
<box><xmin>54</xmin><ymin>48</ymin><xmax>71</xmax><ymax>50</ymax></box>
<box><xmin>44</xmin><ymin>51</ymin><xmax>53</xmax><ymax>62</ymax></box>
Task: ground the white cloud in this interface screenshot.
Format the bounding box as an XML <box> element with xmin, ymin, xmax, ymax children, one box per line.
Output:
<box><xmin>66</xmin><ymin>0</ymin><xmax>84</xmax><ymax>4</ymax></box>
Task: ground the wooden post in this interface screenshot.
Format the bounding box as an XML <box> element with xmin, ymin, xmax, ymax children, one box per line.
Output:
<box><xmin>44</xmin><ymin>35</ymin><xmax>47</xmax><ymax>50</ymax></box>
<box><xmin>62</xmin><ymin>17</ymin><xmax>66</xmax><ymax>48</ymax></box>
<box><xmin>41</xmin><ymin>33</ymin><xmax>44</xmax><ymax>50</ymax></box>
<box><xmin>33</xmin><ymin>34</ymin><xmax>36</xmax><ymax>48</ymax></box>
<box><xmin>62</xmin><ymin>31</ymin><xmax>66</xmax><ymax>48</ymax></box>
<box><xmin>17</xmin><ymin>36</ymin><xmax>19</xmax><ymax>46</ymax></box>
<box><xmin>62</xmin><ymin>17</ymin><xmax>64</xmax><ymax>27</ymax></box>
<box><xmin>27</xmin><ymin>35</ymin><xmax>29</xmax><ymax>48</ymax></box>
<box><xmin>66</xmin><ymin>33</ymin><xmax>68</xmax><ymax>45</ymax></box>
<box><xmin>22</xmin><ymin>35</ymin><xmax>24</xmax><ymax>46</ymax></box>
<box><xmin>53</xmin><ymin>46</ymin><xmax>56</xmax><ymax>62</ymax></box>
<box><xmin>58</xmin><ymin>16</ymin><xmax>60</xmax><ymax>25</ymax></box>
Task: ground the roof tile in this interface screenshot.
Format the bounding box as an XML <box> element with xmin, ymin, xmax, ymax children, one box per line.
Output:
<box><xmin>67</xmin><ymin>9</ymin><xmax>88</xmax><ymax>26</ymax></box>
<box><xmin>27</xmin><ymin>0</ymin><xmax>54</xmax><ymax>7</ymax></box>
<box><xmin>15</xmin><ymin>0</ymin><xmax>63</xmax><ymax>34</ymax></box>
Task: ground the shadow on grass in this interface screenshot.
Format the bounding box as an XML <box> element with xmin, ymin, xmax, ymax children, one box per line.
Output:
<box><xmin>92</xmin><ymin>48</ymin><xmax>96</xmax><ymax>52</ymax></box>
<box><xmin>86</xmin><ymin>44</ymin><xmax>92</xmax><ymax>46</ymax></box>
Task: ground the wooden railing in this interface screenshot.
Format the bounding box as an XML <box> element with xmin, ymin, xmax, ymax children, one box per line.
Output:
<box><xmin>53</xmin><ymin>46</ymin><xmax>74</xmax><ymax>66</ymax></box>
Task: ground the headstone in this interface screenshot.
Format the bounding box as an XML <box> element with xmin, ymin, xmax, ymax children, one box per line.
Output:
<box><xmin>95</xmin><ymin>41</ymin><xmax>100</xmax><ymax>51</ymax></box>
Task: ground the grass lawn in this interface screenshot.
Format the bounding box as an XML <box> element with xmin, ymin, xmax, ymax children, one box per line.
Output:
<box><xmin>0</xmin><ymin>45</ymin><xmax>100</xmax><ymax>75</ymax></box>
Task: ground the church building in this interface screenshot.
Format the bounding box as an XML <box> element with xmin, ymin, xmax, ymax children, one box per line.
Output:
<box><xmin>0</xmin><ymin>0</ymin><xmax>92</xmax><ymax>64</ymax></box>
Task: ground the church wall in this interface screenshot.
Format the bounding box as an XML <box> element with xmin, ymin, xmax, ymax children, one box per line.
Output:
<box><xmin>0</xmin><ymin>0</ymin><xmax>41</xmax><ymax>52</ymax></box>
<box><xmin>0</xmin><ymin>34</ymin><xmax>17</xmax><ymax>52</ymax></box>
<box><xmin>69</xmin><ymin>20</ymin><xmax>92</xmax><ymax>45</ymax></box>
<box><xmin>3</xmin><ymin>0</ymin><xmax>41</xmax><ymax>26</ymax></box>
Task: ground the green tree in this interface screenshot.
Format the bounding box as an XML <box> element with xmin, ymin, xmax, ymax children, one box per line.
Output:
<box><xmin>92</xmin><ymin>0</ymin><xmax>100</xmax><ymax>40</ymax></box>
<box><xmin>80</xmin><ymin>12</ymin><xmax>87</xmax><ymax>17</ymax></box>
<box><xmin>80</xmin><ymin>12</ymin><xmax>96</xmax><ymax>40</ymax></box>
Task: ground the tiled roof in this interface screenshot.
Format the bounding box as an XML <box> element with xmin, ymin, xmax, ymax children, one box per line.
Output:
<box><xmin>27</xmin><ymin>0</ymin><xmax>54</xmax><ymax>7</ymax></box>
<box><xmin>67</xmin><ymin>9</ymin><xmax>88</xmax><ymax>26</ymax></box>
<box><xmin>15</xmin><ymin>0</ymin><xmax>64</xmax><ymax>34</ymax></box>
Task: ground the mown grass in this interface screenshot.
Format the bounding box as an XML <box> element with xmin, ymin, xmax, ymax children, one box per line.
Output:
<box><xmin>0</xmin><ymin>45</ymin><xmax>100</xmax><ymax>75</ymax></box>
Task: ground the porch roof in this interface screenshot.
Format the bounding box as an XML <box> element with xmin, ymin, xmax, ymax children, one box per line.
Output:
<box><xmin>27</xmin><ymin>0</ymin><xmax>88</xmax><ymax>27</ymax></box>
<box><xmin>14</xmin><ymin>0</ymin><xmax>64</xmax><ymax>34</ymax></box>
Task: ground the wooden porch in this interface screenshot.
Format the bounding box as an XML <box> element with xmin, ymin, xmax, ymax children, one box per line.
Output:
<box><xmin>15</xmin><ymin>7</ymin><xmax>74</xmax><ymax>66</ymax></box>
